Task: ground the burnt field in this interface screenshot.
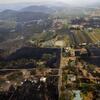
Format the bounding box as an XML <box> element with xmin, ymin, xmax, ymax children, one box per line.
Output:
<box><xmin>81</xmin><ymin>47</ymin><xmax>100</xmax><ymax>67</ymax></box>
<box><xmin>0</xmin><ymin>47</ymin><xmax>61</xmax><ymax>69</ymax></box>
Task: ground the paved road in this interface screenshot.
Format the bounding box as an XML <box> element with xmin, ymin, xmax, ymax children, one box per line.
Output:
<box><xmin>0</xmin><ymin>68</ymin><xmax>60</xmax><ymax>77</ymax></box>
<box><xmin>58</xmin><ymin>48</ymin><xmax>63</xmax><ymax>99</ymax></box>
<box><xmin>0</xmin><ymin>68</ymin><xmax>59</xmax><ymax>71</ymax></box>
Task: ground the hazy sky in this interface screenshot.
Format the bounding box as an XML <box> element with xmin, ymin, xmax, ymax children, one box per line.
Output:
<box><xmin>0</xmin><ymin>0</ymin><xmax>100</xmax><ymax>5</ymax></box>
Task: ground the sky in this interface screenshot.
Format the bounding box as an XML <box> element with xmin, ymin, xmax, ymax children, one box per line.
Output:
<box><xmin>0</xmin><ymin>0</ymin><xmax>100</xmax><ymax>5</ymax></box>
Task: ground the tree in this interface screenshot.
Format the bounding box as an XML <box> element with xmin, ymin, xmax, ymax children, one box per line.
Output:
<box><xmin>42</xmin><ymin>54</ymin><xmax>52</xmax><ymax>61</ymax></box>
<box><xmin>59</xmin><ymin>93</ymin><xmax>66</xmax><ymax>100</ymax></box>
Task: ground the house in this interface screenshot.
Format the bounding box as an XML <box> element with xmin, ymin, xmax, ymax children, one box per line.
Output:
<box><xmin>67</xmin><ymin>74</ymin><xmax>76</xmax><ymax>83</ymax></box>
<box><xmin>40</xmin><ymin>77</ymin><xmax>46</xmax><ymax>83</ymax></box>
<box><xmin>65</xmin><ymin>47</ymin><xmax>75</xmax><ymax>56</ymax></box>
<box><xmin>65</xmin><ymin>47</ymin><xmax>71</xmax><ymax>52</ymax></box>
<box><xmin>70</xmin><ymin>49</ymin><xmax>75</xmax><ymax>57</ymax></box>
<box><xmin>69</xmin><ymin>25</ymin><xmax>84</xmax><ymax>30</ymax></box>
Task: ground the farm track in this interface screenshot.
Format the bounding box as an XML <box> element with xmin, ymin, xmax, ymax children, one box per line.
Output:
<box><xmin>69</xmin><ymin>30</ymin><xmax>83</xmax><ymax>44</ymax></box>
<box><xmin>77</xmin><ymin>30</ymin><xmax>87</xmax><ymax>43</ymax></box>
<box><xmin>69</xmin><ymin>31</ymin><xmax>76</xmax><ymax>45</ymax></box>
<box><xmin>71</xmin><ymin>31</ymin><xmax>79</xmax><ymax>45</ymax></box>
<box><xmin>74</xmin><ymin>31</ymin><xmax>81</xmax><ymax>44</ymax></box>
<box><xmin>93</xmin><ymin>32</ymin><xmax>100</xmax><ymax>41</ymax></box>
<box><xmin>94</xmin><ymin>29</ymin><xmax>100</xmax><ymax>40</ymax></box>
<box><xmin>82</xmin><ymin>31</ymin><xmax>93</xmax><ymax>43</ymax></box>
<box><xmin>86</xmin><ymin>32</ymin><xmax>99</xmax><ymax>43</ymax></box>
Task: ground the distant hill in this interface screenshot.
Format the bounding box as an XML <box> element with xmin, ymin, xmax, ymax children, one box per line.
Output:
<box><xmin>0</xmin><ymin>10</ymin><xmax>49</xmax><ymax>22</ymax></box>
<box><xmin>0</xmin><ymin>1</ymin><xmax>68</xmax><ymax>12</ymax></box>
<box><xmin>0</xmin><ymin>8</ymin><xmax>50</xmax><ymax>44</ymax></box>
<box><xmin>0</xmin><ymin>1</ymin><xmax>99</xmax><ymax>12</ymax></box>
<box><xmin>20</xmin><ymin>5</ymin><xmax>55</xmax><ymax>13</ymax></box>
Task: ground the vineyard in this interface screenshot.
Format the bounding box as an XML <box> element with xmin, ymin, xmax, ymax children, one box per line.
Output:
<box><xmin>66</xmin><ymin>28</ymin><xmax>100</xmax><ymax>45</ymax></box>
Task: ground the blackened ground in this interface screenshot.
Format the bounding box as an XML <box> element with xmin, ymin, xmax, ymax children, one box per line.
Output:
<box><xmin>0</xmin><ymin>76</ymin><xmax>59</xmax><ymax>100</ymax></box>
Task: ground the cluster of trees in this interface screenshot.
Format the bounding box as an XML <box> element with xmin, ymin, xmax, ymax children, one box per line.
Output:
<box><xmin>0</xmin><ymin>76</ymin><xmax>58</xmax><ymax>100</ymax></box>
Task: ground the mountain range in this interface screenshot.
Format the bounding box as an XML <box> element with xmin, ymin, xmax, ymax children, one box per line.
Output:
<box><xmin>0</xmin><ymin>1</ymin><xmax>100</xmax><ymax>12</ymax></box>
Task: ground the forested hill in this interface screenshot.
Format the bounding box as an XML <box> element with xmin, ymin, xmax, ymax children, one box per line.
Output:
<box><xmin>0</xmin><ymin>10</ymin><xmax>49</xmax><ymax>22</ymax></box>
